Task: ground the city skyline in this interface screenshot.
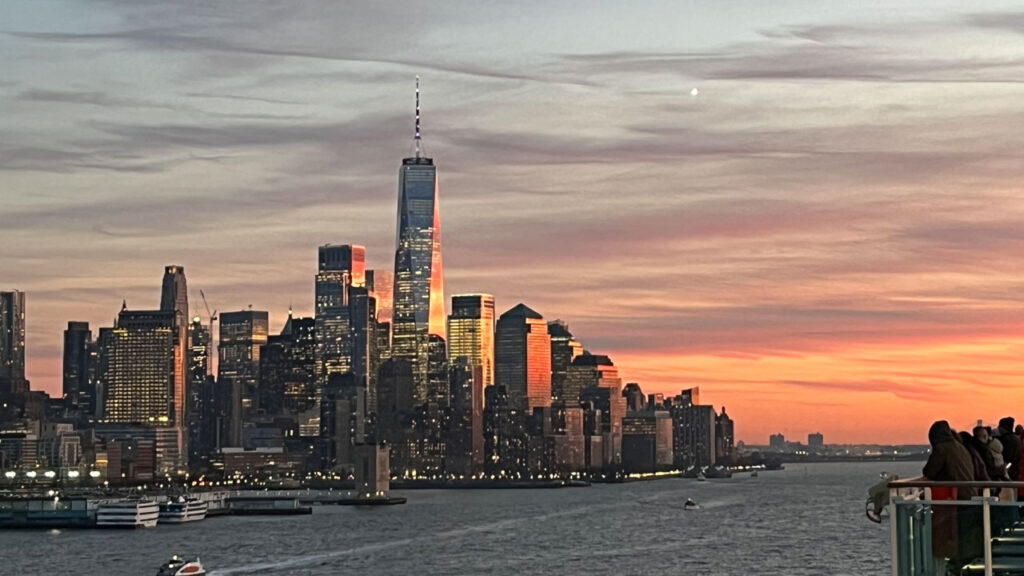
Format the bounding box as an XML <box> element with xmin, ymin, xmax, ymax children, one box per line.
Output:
<box><xmin>5</xmin><ymin>1</ymin><xmax>1024</xmax><ymax>444</ymax></box>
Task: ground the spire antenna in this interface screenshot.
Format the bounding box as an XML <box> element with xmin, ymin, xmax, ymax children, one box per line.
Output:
<box><xmin>414</xmin><ymin>75</ymin><xmax>421</xmax><ymax>158</ymax></box>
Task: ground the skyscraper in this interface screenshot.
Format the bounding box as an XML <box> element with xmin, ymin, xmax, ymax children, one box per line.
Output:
<box><xmin>103</xmin><ymin>309</ymin><xmax>176</xmax><ymax>425</ymax></box>
<box><xmin>548</xmin><ymin>320</ymin><xmax>582</xmax><ymax>405</ymax></box>
<box><xmin>159</xmin><ymin>265</ymin><xmax>189</xmax><ymax>431</ymax></box>
<box><xmin>0</xmin><ymin>291</ymin><xmax>27</xmax><ymax>394</ymax></box>
<box><xmin>63</xmin><ymin>321</ymin><xmax>94</xmax><ymax>413</ymax></box>
<box><xmin>392</xmin><ymin>78</ymin><xmax>446</xmax><ymax>407</ymax></box>
<box><xmin>494</xmin><ymin>304</ymin><xmax>551</xmax><ymax>413</ymax></box>
<box><xmin>315</xmin><ymin>244</ymin><xmax>366</xmax><ymax>392</ymax></box>
<box><xmin>447</xmin><ymin>294</ymin><xmax>495</xmax><ymax>396</ymax></box>
<box><xmin>218</xmin><ymin>309</ymin><xmax>269</xmax><ymax>446</ymax></box>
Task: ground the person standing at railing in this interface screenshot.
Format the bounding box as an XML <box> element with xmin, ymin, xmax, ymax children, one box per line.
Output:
<box><xmin>923</xmin><ymin>420</ymin><xmax>977</xmax><ymax>570</ymax></box>
<box><xmin>958</xmin><ymin>431</ymin><xmax>991</xmax><ymax>482</ymax></box>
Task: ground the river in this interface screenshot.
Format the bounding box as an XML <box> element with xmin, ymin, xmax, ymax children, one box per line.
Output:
<box><xmin>1</xmin><ymin>461</ymin><xmax>922</xmax><ymax>575</ymax></box>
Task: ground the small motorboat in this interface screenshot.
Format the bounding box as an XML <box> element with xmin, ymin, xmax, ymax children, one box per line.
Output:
<box><xmin>684</xmin><ymin>498</ymin><xmax>700</xmax><ymax>510</ymax></box>
<box><xmin>751</xmin><ymin>471</ymin><xmax>758</xmax><ymax>478</ymax></box>
<box><xmin>156</xmin><ymin>555</ymin><xmax>206</xmax><ymax>576</ymax></box>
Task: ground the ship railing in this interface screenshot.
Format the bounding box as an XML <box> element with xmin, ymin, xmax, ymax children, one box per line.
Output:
<box><xmin>888</xmin><ymin>477</ymin><xmax>1024</xmax><ymax>576</ymax></box>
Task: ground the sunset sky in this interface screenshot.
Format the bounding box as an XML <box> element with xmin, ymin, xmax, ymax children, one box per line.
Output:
<box><xmin>4</xmin><ymin>1</ymin><xmax>1024</xmax><ymax>445</ymax></box>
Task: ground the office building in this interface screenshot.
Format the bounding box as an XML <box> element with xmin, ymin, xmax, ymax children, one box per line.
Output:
<box><xmin>447</xmin><ymin>294</ymin><xmax>495</xmax><ymax>395</ymax></box>
<box><xmin>670</xmin><ymin>389</ymin><xmax>716</xmax><ymax>469</ymax></box>
<box><xmin>316</xmin><ymin>244</ymin><xmax>366</xmax><ymax>391</ymax></box>
<box><xmin>63</xmin><ymin>321</ymin><xmax>96</xmax><ymax>416</ymax></box>
<box><xmin>548</xmin><ymin>320</ymin><xmax>582</xmax><ymax>405</ymax></box>
<box><xmin>391</xmin><ymin>78</ymin><xmax>446</xmax><ymax>407</ymax></box>
<box><xmin>159</xmin><ymin>266</ymin><xmax>189</xmax><ymax>432</ymax></box>
<box><xmin>495</xmin><ymin>304</ymin><xmax>551</xmax><ymax>413</ymax></box>
<box><xmin>0</xmin><ymin>291</ymin><xmax>27</xmax><ymax>394</ymax></box>
<box><xmin>716</xmin><ymin>407</ymin><xmax>735</xmax><ymax>463</ymax></box>
<box><xmin>218</xmin><ymin>309</ymin><xmax>269</xmax><ymax>446</ymax></box>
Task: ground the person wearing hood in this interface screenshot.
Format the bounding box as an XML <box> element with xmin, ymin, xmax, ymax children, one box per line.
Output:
<box><xmin>923</xmin><ymin>420</ymin><xmax>974</xmax><ymax>498</ymax></box>
<box><xmin>997</xmin><ymin>417</ymin><xmax>1021</xmax><ymax>482</ymax></box>
<box><xmin>959</xmin><ymin>430</ymin><xmax>991</xmax><ymax>482</ymax></box>
<box><xmin>923</xmin><ymin>420</ymin><xmax>977</xmax><ymax>568</ymax></box>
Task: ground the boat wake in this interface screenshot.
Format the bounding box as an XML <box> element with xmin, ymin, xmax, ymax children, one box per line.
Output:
<box><xmin>207</xmin><ymin>501</ymin><xmax>620</xmax><ymax>575</ymax></box>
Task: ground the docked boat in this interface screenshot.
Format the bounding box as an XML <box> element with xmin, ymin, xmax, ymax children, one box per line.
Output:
<box><xmin>96</xmin><ymin>499</ymin><xmax>160</xmax><ymax>528</ymax></box>
<box><xmin>684</xmin><ymin>498</ymin><xmax>700</xmax><ymax>510</ymax></box>
<box><xmin>159</xmin><ymin>497</ymin><xmax>208</xmax><ymax>524</ymax></box>
<box><xmin>156</xmin><ymin>555</ymin><xmax>206</xmax><ymax>576</ymax></box>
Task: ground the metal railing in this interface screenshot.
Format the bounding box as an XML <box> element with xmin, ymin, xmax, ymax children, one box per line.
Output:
<box><xmin>888</xmin><ymin>478</ymin><xmax>1024</xmax><ymax>576</ymax></box>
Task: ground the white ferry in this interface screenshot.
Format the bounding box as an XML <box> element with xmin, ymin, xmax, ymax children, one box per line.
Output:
<box><xmin>159</xmin><ymin>497</ymin><xmax>208</xmax><ymax>524</ymax></box>
<box><xmin>96</xmin><ymin>499</ymin><xmax>160</xmax><ymax>528</ymax></box>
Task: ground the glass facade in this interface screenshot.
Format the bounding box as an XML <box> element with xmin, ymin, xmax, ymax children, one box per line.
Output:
<box><xmin>447</xmin><ymin>294</ymin><xmax>495</xmax><ymax>397</ymax></box>
<box><xmin>315</xmin><ymin>244</ymin><xmax>366</xmax><ymax>394</ymax></box>
<box><xmin>159</xmin><ymin>265</ymin><xmax>189</xmax><ymax>430</ymax></box>
<box><xmin>495</xmin><ymin>304</ymin><xmax>551</xmax><ymax>413</ymax></box>
<box><xmin>392</xmin><ymin>156</ymin><xmax>446</xmax><ymax>406</ymax></box>
<box><xmin>218</xmin><ymin>310</ymin><xmax>269</xmax><ymax>445</ymax></box>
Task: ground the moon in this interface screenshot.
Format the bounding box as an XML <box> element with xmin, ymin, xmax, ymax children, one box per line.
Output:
<box><xmin>690</xmin><ymin>88</ymin><xmax>700</xmax><ymax>97</ymax></box>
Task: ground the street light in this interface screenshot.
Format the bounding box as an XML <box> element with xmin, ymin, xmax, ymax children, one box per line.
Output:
<box><xmin>43</xmin><ymin>470</ymin><xmax>56</xmax><ymax>479</ymax></box>
<box><xmin>88</xmin><ymin>470</ymin><xmax>101</xmax><ymax>479</ymax></box>
<box><xmin>4</xmin><ymin>471</ymin><xmax>14</xmax><ymax>479</ymax></box>
<box><xmin>26</xmin><ymin>471</ymin><xmax>37</xmax><ymax>478</ymax></box>
<box><xmin>67</xmin><ymin>470</ymin><xmax>80</xmax><ymax>479</ymax></box>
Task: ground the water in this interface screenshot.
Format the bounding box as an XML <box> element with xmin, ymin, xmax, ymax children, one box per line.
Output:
<box><xmin>0</xmin><ymin>461</ymin><xmax>921</xmax><ymax>575</ymax></box>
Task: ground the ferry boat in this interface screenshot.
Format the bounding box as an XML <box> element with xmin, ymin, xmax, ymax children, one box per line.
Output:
<box><xmin>159</xmin><ymin>497</ymin><xmax>208</xmax><ymax>524</ymax></box>
<box><xmin>684</xmin><ymin>498</ymin><xmax>700</xmax><ymax>510</ymax></box>
<box><xmin>96</xmin><ymin>499</ymin><xmax>160</xmax><ymax>528</ymax></box>
<box><xmin>155</xmin><ymin>555</ymin><xmax>206</xmax><ymax>576</ymax></box>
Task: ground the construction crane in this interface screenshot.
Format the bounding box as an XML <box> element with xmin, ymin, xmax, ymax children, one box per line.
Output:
<box><xmin>200</xmin><ymin>290</ymin><xmax>218</xmax><ymax>377</ymax></box>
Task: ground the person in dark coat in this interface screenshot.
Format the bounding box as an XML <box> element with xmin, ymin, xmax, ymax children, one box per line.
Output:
<box><xmin>924</xmin><ymin>420</ymin><xmax>977</xmax><ymax>566</ymax></box>
<box><xmin>960</xmin><ymin>431</ymin><xmax>991</xmax><ymax>482</ymax></box>
<box><xmin>998</xmin><ymin>417</ymin><xmax>1021</xmax><ymax>481</ymax></box>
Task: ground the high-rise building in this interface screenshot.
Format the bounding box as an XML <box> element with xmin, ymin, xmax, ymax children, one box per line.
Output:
<box><xmin>716</xmin><ymin>407</ymin><xmax>735</xmax><ymax>463</ymax></box>
<box><xmin>367</xmin><ymin>269</ymin><xmax>393</xmax><ymax>326</ymax></box>
<box><xmin>218</xmin><ymin>310</ymin><xmax>269</xmax><ymax>446</ymax></box>
<box><xmin>315</xmin><ymin>244</ymin><xmax>366</xmax><ymax>393</ymax></box>
<box><xmin>0</xmin><ymin>291</ymin><xmax>27</xmax><ymax>394</ymax></box>
<box><xmin>495</xmin><ymin>304</ymin><xmax>551</xmax><ymax>413</ymax></box>
<box><xmin>808</xmin><ymin>432</ymin><xmax>824</xmax><ymax>450</ymax></box>
<box><xmin>259</xmin><ymin>311</ymin><xmax>317</xmax><ymax>417</ymax></box>
<box><xmin>187</xmin><ymin>316</ymin><xmax>215</xmax><ymax>467</ymax></box>
<box><xmin>102</xmin><ymin>309</ymin><xmax>175</xmax><ymax>425</ymax></box>
<box><xmin>447</xmin><ymin>294</ymin><xmax>495</xmax><ymax>398</ymax></box>
<box><xmin>392</xmin><ymin>78</ymin><xmax>446</xmax><ymax>407</ymax></box>
<box><xmin>670</xmin><ymin>390</ymin><xmax>716</xmax><ymax>469</ymax></box>
<box><xmin>547</xmin><ymin>320</ymin><xmax>582</xmax><ymax>405</ymax></box>
<box><xmin>159</xmin><ymin>266</ymin><xmax>189</xmax><ymax>432</ymax></box>
<box><xmin>565</xmin><ymin>353</ymin><xmax>619</xmax><ymax>409</ymax></box>
<box><xmin>63</xmin><ymin>321</ymin><xmax>95</xmax><ymax>415</ymax></box>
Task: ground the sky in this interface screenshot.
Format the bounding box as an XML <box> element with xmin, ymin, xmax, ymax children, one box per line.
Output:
<box><xmin>3</xmin><ymin>1</ymin><xmax>1024</xmax><ymax>445</ymax></box>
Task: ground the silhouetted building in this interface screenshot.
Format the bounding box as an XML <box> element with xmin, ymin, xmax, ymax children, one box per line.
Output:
<box><xmin>0</xmin><ymin>291</ymin><xmax>27</xmax><ymax>395</ymax></box>
<box><xmin>580</xmin><ymin>381</ymin><xmax>626</xmax><ymax>470</ymax></box>
<box><xmin>483</xmin><ymin>385</ymin><xmax>529</xmax><ymax>478</ymax></box>
<box><xmin>715</xmin><ymin>407</ymin><xmax>735</xmax><ymax>463</ymax></box>
<box><xmin>188</xmin><ymin>317</ymin><xmax>216</xmax><ymax>467</ymax></box>
<box><xmin>447</xmin><ymin>358</ymin><xmax>484</xmax><ymax>477</ymax></box>
<box><xmin>769</xmin><ymin>433</ymin><xmax>786</xmax><ymax>450</ymax></box>
<box><xmin>366</xmin><ymin>269</ymin><xmax>393</xmax><ymax>327</ymax></box>
<box><xmin>63</xmin><ymin>321</ymin><xmax>96</xmax><ymax>417</ymax></box>
<box><xmin>392</xmin><ymin>80</ymin><xmax>446</xmax><ymax>407</ymax></box>
<box><xmin>495</xmin><ymin>304</ymin><xmax>551</xmax><ymax>413</ymax></box>
<box><xmin>218</xmin><ymin>310</ymin><xmax>269</xmax><ymax>446</ymax></box>
<box><xmin>670</xmin><ymin>389</ymin><xmax>716</xmax><ymax>469</ymax></box>
<box><xmin>808</xmin><ymin>432</ymin><xmax>824</xmax><ymax>450</ymax></box>
<box><xmin>259</xmin><ymin>312</ymin><xmax>317</xmax><ymax>418</ymax></box>
<box><xmin>623</xmin><ymin>382</ymin><xmax>645</xmax><ymax>412</ymax></box>
<box><xmin>548</xmin><ymin>320</ymin><xmax>582</xmax><ymax>405</ymax></box>
<box><xmin>566</xmin><ymin>353</ymin><xmax>620</xmax><ymax>409</ymax></box>
<box><xmin>622</xmin><ymin>410</ymin><xmax>674</xmax><ymax>473</ymax></box>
